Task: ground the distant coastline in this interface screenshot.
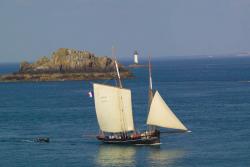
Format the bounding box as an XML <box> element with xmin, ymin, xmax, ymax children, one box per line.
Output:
<box><xmin>0</xmin><ymin>48</ymin><xmax>133</xmax><ymax>82</ymax></box>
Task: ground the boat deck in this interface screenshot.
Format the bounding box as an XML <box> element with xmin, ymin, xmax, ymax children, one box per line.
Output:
<box><xmin>97</xmin><ymin>131</ymin><xmax>160</xmax><ymax>145</ymax></box>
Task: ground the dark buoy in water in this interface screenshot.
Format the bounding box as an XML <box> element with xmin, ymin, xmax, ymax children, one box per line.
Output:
<box><xmin>34</xmin><ymin>137</ymin><xmax>50</xmax><ymax>143</ymax></box>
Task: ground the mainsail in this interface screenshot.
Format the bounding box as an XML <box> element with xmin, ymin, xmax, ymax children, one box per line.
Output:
<box><xmin>93</xmin><ymin>83</ymin><xmax>135</xmax><ymax>133</ymax></box>
<box><xmin>147</xmin><ymin>91</ymin><xmax>187</xmax><ymax>131</ymax></box>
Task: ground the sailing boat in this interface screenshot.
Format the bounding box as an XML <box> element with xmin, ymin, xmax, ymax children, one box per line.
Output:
<box><xmin>93</xmin><ymin>55</ymin><xmax>188</xmax><ymax>144</ymax></box>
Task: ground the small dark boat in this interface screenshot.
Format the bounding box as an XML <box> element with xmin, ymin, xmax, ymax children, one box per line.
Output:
<box><xmin>91</xmin><ymin>51</ymin><xmax>188</xmax><ymax>145</ymax></box>
<box><xmin>34</xmin><ymin>137</ymin><xmax>50</xmax><ymax>143</ymax></box>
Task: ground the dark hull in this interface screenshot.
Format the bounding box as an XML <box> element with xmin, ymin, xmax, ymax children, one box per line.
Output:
<box><xmin>97</xmin><ymin>136</ymin><xmax>160</xmax><ymax>145</ymax></box>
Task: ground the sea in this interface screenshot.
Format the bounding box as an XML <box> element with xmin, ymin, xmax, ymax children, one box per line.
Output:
<box><xmin>0</xmin><ymin>57</ymin><xmax>250</xmax><ymax>167</ymax></box>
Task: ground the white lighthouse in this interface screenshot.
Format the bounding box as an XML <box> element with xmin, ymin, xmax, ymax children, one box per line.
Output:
<box><xmin>134</xmin><ymin>51</ymin><xmax>139</xmax><ymax>64</ymax></box>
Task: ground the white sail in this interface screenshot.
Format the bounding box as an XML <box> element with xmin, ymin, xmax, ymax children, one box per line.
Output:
<box><xmin>93</xmin><ymin>83</ymin><xmax>135</xmax><ymax>133</ymax></box>
<box><xmin>120</xmin><ymin>88</ymin><xmax>135</xmax><ymax>131</ymax></box>
<box><xmin>147</xmin><ymin>91</ymin><xmax>187</xmax><ymax>131</ymax></box>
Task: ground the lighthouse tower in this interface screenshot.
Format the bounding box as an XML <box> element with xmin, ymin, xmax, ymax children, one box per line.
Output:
<box><xmin>134</xmin><ymin>51</ymin><xmax>139</xmax><ymax>64</ymax></box>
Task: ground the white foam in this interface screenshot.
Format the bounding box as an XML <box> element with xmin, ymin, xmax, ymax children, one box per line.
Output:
<box><xmin>21</xmin><ymin>139</ymin><xmax>34</xmax><ymax>143</ymax></box>
<box><xmin>135</xmin><ymin>143</ymin><xmax>162</xmax><ymax>146</ymax></box>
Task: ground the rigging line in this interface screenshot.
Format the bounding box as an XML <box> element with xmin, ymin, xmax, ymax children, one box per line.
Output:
<box><xmin>120</xmin><ymin>94</ymin><xmax>127</xmax><ymax>133</ymax></box>
<box><xmin>118</xmin><ymin>96</ymin><xmax>125</xmax><ymax>135</ymax></box>
<box><xmin>112</xmin><ymin>46</ymin><xmax>125</xmax><ymax>135</ymax></box>
<box><xmin>117</xmin><ymin>89</ymin><xmax>127</xmax><ymax>136</ymax></box>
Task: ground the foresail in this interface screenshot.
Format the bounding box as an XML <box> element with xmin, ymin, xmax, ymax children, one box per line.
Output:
<box><xmin>93</xmin><ymin>83</ymin><xmax>135</xmax><ymax>133</ymax></box>
<box><xmin>147</xmin><ymin>91</ymin><xmax>187</xmax><ymax>131</ymax></box>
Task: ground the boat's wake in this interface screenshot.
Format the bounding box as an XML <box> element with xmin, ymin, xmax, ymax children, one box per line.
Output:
<box><xmin>135</xmin><ymin>142</ymin><xmax>162</xmax><ymax>146</ymax></box>
<box><xmin>0</xmin><ymin>137</ymin><xmax>50</xmax><ymax>143</ymax></box>
<box><xmin>21</xmin><ymin>139</ymin><xmax>34</xmax><ymax>143</ymax></box>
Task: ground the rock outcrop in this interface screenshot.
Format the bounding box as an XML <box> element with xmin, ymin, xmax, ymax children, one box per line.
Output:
<box><xmin>0</xmin><ymin>48</ymin><xmax>132</xmax><ymax>82</ymax></box>
<box><xmin>19</xmin><ymin>48</ymin><xmax>126</xmax><ymax>73</ymax></box>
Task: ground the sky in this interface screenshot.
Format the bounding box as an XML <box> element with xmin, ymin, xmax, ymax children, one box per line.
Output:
<box><xmin>0</xmin><ymin>0</ymin><xmax>250</xmax><ymax>62</ymax></box>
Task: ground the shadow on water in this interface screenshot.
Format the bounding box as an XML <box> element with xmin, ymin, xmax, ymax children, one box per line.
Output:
<box><xmin>95</xmin><ymin>144</ymin><xmax>185</xmax><ymax>167</ymax></box>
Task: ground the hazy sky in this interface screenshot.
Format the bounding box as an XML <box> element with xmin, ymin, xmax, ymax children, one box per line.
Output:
<box><xmin>1</xmin><ymin>0</ymin><xmax>250</xmax><ymax>62</ymax></box>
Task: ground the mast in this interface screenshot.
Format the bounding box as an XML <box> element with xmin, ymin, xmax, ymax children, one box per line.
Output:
<box><xmin>146</xmin><ymin>55</ymin><xmax>188</xmax><ymax>132</ymax></box>
<box><xmin>112</xmin><ymin>46</ymin><xmax>123</xmax><ymax>88</ymax></box>
<box><xmin>148</xmin><ymin>54</ymin><xmax>155</xmax><ymax>132</ymax></box>
<box><xmin>148</xmin><ymin>55</ymin><xmax>153</xmax><ymax>104</ymax></box>
<box><xmin>112</xmin><ymin>46</ymin><xmax>127</xmax><ymax>137</ymax></box>
<box><xmin>115</xmin><ymin>60</ymin><xmax>122</xmax><ymax>88</ymax></box>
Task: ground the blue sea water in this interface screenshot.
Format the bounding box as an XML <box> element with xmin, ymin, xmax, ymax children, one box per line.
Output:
<box><xmin>0</xmin><ymin>57</ymin><xmax>250</xmax><ymax>167</ymax></box>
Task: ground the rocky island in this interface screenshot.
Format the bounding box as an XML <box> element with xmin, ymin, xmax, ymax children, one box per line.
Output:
<box><xmin>0</xmin><ymin>48</ymin><xmax>132</xmax><ymax>82</ymax></box>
